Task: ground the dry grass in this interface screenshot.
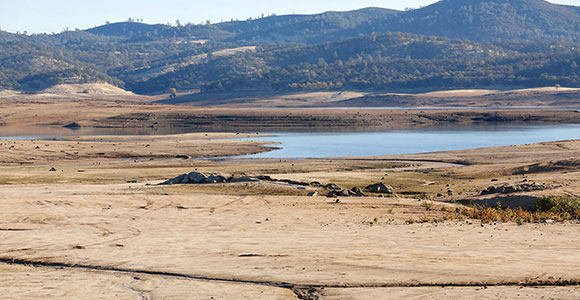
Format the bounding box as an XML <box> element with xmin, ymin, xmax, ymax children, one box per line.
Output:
<box><xmin>458</xmin><ymin>196</ymin><xmax>580</xmax><ymax>224</ymax></box>
<box><xmin>407</xmin><ymin>196</ymin><xmax>580</xmax><ymax>225</ymax></box>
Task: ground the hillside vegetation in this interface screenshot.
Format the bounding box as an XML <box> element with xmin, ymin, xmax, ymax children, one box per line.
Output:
<box><xmin>0</xmin><ymin>0</ymin><xmax>579</xmax><ymax>96</ymax></box>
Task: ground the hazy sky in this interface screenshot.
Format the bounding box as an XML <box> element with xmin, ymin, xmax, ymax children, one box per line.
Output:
<box><xmin>1</xmin><ymin>0</ymin><xmax>579</xmax><ymax>34</ymax></box>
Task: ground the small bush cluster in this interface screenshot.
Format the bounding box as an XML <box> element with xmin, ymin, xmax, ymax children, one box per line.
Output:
<box><xmin>462</xmin><ymin>196</ymin><xmax>580</xmax><ymax>224</ymax></box>
<box><xmin>410</xmin><ymin>196</ymin><xmax>580</xmax><ymax>225</ymax></box>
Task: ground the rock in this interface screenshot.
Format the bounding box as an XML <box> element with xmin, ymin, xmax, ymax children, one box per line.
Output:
<box><xmin>307</xmin><ymin>191</ymin><xmax>318</xmax><ymax>197</ymax></box>
<box><xmin>365</xmin><ymin>183</ymin><xmax>393</xmax><ymax>194</ymax></box>
<box><xmin>49</xmin><ymin>167</ymin><xmax>57</xmax><ymax>172</ymax></box>
<box><xmin>179</xmin><ymin>175</ymin><xmax>192</xmax><ymax>184</ymax></box>
<box><xmin>187</xmin><ymin>172</ymin><xmax>207</xmax><ymax>183</ymax></box>
<box><xmin>175</xmin><ymin>155</ymin><xmax>190</xmax><ymax>160</ymax></box>
<box><xmin>127</xmin><ymin>180</ymin><xmax>137</xmax><ymax>183</ymax></box>
<box><xmin>325</xmin><ymin>183</ymin><xmax>341</xmax><ymax>190</ymax></box>
<box><xmin>310</xmin><ymin>181</ymin><xmax>323</xmax><ymax>187</ymax></box>
<box><xmin>481</xmin><ymin>183</ymin><xmax>548</xmax><ymax>195</ymax></box>
<box><xmin>326</xmin><ymin>189</ymin><xmax>354</xmax><ymax>197</ymax></box>
<box><xmin>160</xmin><ymin>173</ymin><xmax>187</xmax><ymax>185</ymax></box>
<box><xmin>350</xmin><ymin>187</ymin><xmax>367</xmax><ymax>197</ymax></box>
<box><xmin>204</xmin><ymin>174</ymin><xmax>227</xmax><ymax>183</ymax></box>
<box><xmin>63</xmin><ymin>122</ymin><xmax>81</xmax><ymax>129</ymax></box>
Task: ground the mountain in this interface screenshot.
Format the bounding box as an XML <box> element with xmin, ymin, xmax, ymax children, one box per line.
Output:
<box><xmin>0</xmin><ymin>30</ymin><xmax>20</xmax><ymax>42</ymax></box>
<box><xmin>86</xmin><ymin>22</ymin><xmax>170</xmax><ymax>38</ymax></box>
<box><xmin>389</xmin><ymin>0</ymin><xmax>580</xmax><ymax>41</ymax></box>
<box><xmin>215</xmin><ymin>7</ymin><xmax>399</xmax><ymax>44</ymax></box>
<box><xmin>129</xmin><ymin>32</ymin><xmax>580</xmax><ymax>95</ymax></box>
<box><xmin>1</xmin><ymin>0</ymin><xmax>580</xmax><ymax>95</ymax></box>
<box><xmin>78</xmin><ymin>0</ymin><xmax>580</xmax><ymax>44</ymax></box>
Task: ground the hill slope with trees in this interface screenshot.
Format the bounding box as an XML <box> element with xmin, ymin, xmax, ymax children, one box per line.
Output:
<box><xmin>0</xmin><ymin>0</ymin><xmax>579</xmax><ymax>96</ymax></box>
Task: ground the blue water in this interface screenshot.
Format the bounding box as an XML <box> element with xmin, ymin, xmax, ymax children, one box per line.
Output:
<box><xmin>237</xmin><ymin>124</ymin><xmax>580</xmax><ymax>158</ymax></box>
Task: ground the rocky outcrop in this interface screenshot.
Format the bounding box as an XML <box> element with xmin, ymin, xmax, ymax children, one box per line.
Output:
<box><xmin>365</xmin><ymin>183</ymin><xmax>394</xmax><ymax>194</ymax></box>
<box><xmin>161</xmin><ymin>172</ymin><xmax>315</xmax><ymax>186</ymax></box>
<box><xmin>63</xmin><ymin>122</ymin><xmax>81</xmax><ymax>129</ymax></box>
<box><xmin>160</xmin><ymin>172</ymin><xmax>226</xmax><ymax>185</ymax></box>
<box><xmin>324</xmin><ymin>183</ymin><xmax>341</xmax><ymax>190</ymax></box>
<box><xmin>326</xmin><ymin>187</ymin><xmax>367</xmax><ymax>198</ymax></box>
<box><xmin>480</xmin><ymin>183</ymin><xmax>548</xmax><ymax>195</ymax></box>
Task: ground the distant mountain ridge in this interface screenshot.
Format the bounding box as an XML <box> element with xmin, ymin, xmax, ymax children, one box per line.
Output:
<box><xmin>83</xmin><ymin>0</ymin><xmax>580</xmax><ymax>43</ymax></box>
<box><xmin>393</xmin><ymin>0</ymin><xmax>580</xmax><ymax>41</ymax></box>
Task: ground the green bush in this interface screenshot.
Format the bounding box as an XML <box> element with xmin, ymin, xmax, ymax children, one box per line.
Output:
<box><xmin>536</xmin><ymin>196</ymin><xmax>580</xmax><ymax>219</ymax></box>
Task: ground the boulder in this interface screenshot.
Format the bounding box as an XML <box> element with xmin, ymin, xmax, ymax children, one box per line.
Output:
<box><xmin>350</xmin><ymin>187</ymin><xmax>367</xmax><ymax>197</ymax></box>
<box><xmin>187</xmin><ymin>172</ymin><xmax>208</xmax><ymax>183</ymax></box>
<box><xmin>63</xmin><ymin>122</ymin><xmax>81</xmax><ymax>129</ymax></box>
<box><xmin>325</xmin><ymin>183</ymin><xmax>341</xmax><ymax>190</ymax></box>
<box><xmin>307</xmin><ymin>191</ymin><xmax>318</xmax><ymax>197</ymax></box>
<box><xmin>160</xmin><ymin>173</ymin><xmax>187</xmax><ymax>185</ymax></box>
<box><xmin>204</xmin><ymin>174</ymin><xmax>227</xmax><ymax>183</ymax></box>
<box><xmin>365</xmin><ymin>183</ymin><xmax>393</xmax><ymax>194</ymax></box>
<box><xmin>326</xmin><ymin>189</ymin><xmax>352</xmax><ymax>197</ymax></box>
<box><xmin>481</xmin><ymin>183</ymin><xmax>548</xmax><ymax>195</ymax></box>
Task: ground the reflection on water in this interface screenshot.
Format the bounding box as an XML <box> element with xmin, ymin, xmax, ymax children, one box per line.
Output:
<box><xmin>235</xmin><ymin>124</ymin><xmax>580</xmax><ymax>158</ymax></box>
<box><xmin>0</xmin><ymin>126</ymin><xmax>201</xmax><ymax>140</ymax></box>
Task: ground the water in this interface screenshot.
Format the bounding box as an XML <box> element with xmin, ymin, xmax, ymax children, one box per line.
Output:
<box><xmin>2</xmin><ymin>124</ymin><xmax>579</xmax><ymax>159</ymax></box>
<box><xmin>236</xmin><ymin>124</ymin><xmax>580</xmax><ymax>158</ymax></box>
<box><xmin>311</xmin><ymin>106</ymin><xmax>580</xmax><ymax>111</ymax></box>
<box><xmin>0</xmin><ymin>126</ymin><xmax>201</xmax><ymax>140</ymax></box>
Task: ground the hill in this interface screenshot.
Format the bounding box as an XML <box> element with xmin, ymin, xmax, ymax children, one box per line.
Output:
<box><xmin>86</xmin><ymin>22</ymin><xmax>170</xmax><ymax>38</ymax></box>
<box><xmin>1</xmin><ymin>0</ymin><xmax>580</xmax><ymax>97</ymax></box>
<box><xmin>215</xmin><ymin>7</ymin><xmax>399</xmax><ymax>44</ymax></box>
<box><xmin>391</xmin><ymin>0</ymin><xmax>580</xmax><ymax>41</ymax></box>
<box><xmin>130</xmin><ymin>32</ymin><xmax>580</xmax><ymax>95</ymax></box>
<box><xmin>40</xmin><ymin>83</ymin><xmax>135</xmax><ymax>96</ymax></box>
<box><xmin>83</xmin><ymin>1</ymin><xmax>580</xmax><ymax>43</ymax></box>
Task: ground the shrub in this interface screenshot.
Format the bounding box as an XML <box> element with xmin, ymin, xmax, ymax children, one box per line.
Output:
<box><xmin>536</xmin><ymin>196</ymin><xmax>580</xmax><ymax>218</ymax></box>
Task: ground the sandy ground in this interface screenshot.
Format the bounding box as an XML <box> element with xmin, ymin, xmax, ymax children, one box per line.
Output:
<box><xmin>0</xmin><ymin>93</ymin><xmax>579</xmax><ymax>299</ymax></box>
<box><xmin>0</xmin><ymin>130</ymin><xmax>580</xmax><ymax>298</ymax></box>
<box><xmin>1</xmin><ymin>90</ymin><xmax>579</xmax><ymax>133</ymax></box>
<box><xmin>1</xmin><ymin>183</ymin><xmax>580</xmax><ymax>299</ymax></box>
<box><xmin>0</xmin><ymin>133</ymin><xmax>273</xmax><ymax>165</ymax></box>
<box><xmin>160</xmin><ymin>86</ymin><xmax>580</xmax><ymax>108</ymax></box>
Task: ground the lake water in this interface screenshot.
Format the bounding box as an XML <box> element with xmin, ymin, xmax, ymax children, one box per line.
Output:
<box><xmin>235</xmin><ymin>124</ymin><xmax>580</xmax><ymax>158</ymax></box>
<box><xmin>2</xmin><ymin>124</ymin><xmax>579</xmax><ymax>159</ymax></box>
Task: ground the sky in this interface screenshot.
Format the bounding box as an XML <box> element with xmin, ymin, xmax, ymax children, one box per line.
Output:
<box><xmin>1</xmin><ymin>0</ymin><xmax>579</xmax><ymax>34</ymax></box>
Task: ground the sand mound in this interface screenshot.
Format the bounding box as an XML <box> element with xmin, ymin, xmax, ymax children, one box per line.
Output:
<box><xmin>0</xmin><ymin>90</ymin><xmax>21</xmax><ymax>97</ymax></box>
<box><xmin>41</xmin><ymin>83</ymin><xmax>134</xmax><ymax>96</ymax></box>
<box><xmin>503</xmin><ymin>87</ymin><xmax>580</xmax><ymax>94</ymax></box>
<box><xmin>513</xmin><ymin>159</ymin><xmax>580</xmax><ymax>175</ymax></box>
<box><xmin>421</xmin><ymin>89</ymin><xmax>498</xmax><ymax>97</ymax></box>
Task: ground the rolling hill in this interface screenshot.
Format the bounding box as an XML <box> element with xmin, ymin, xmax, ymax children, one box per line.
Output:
<box><xmin>0</xmin><ymin>0</ymin><xmax>579</xmax><ymax>96</ymax></box>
